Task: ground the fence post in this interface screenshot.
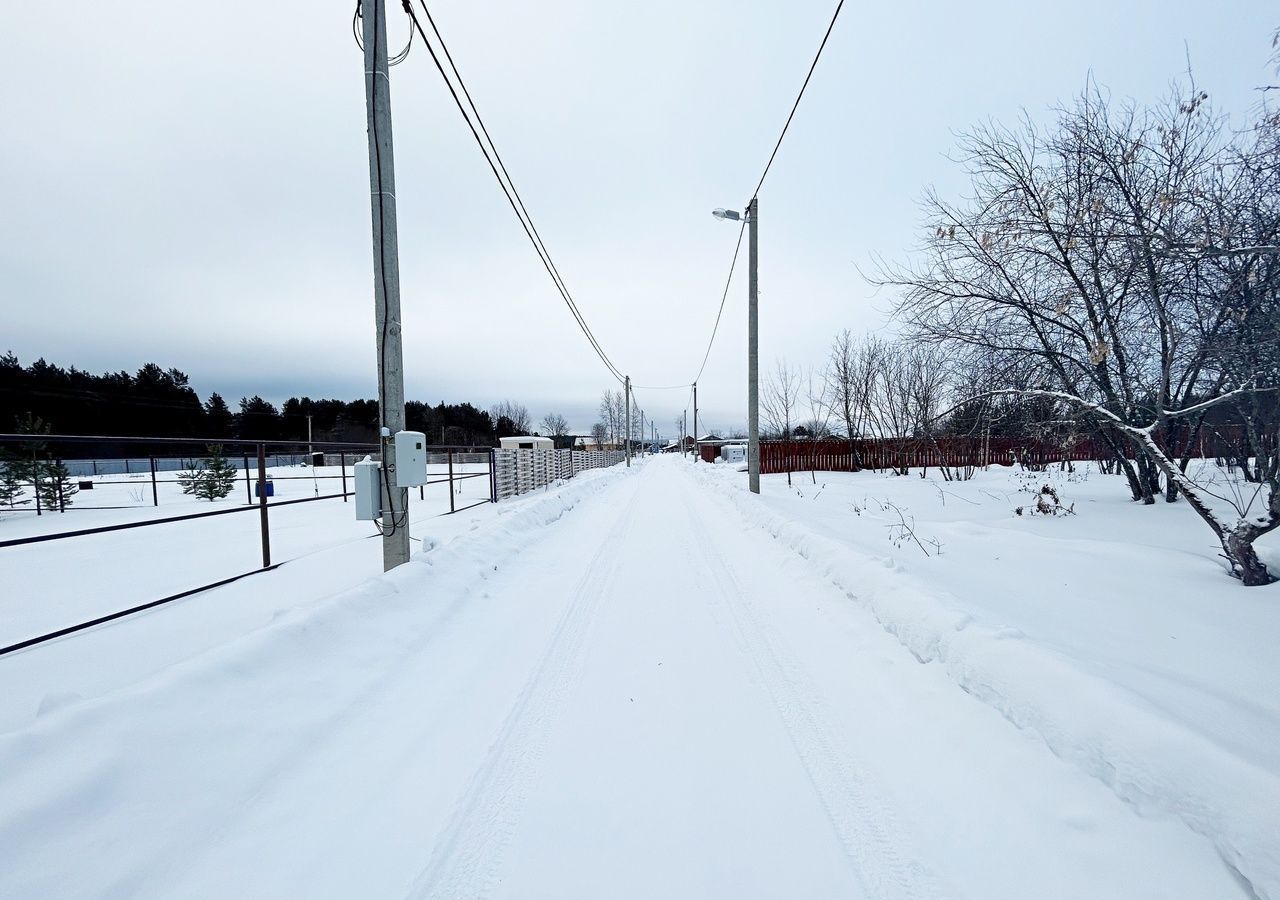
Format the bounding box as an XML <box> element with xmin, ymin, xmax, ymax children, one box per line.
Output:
<box><xmin>149</xmin><ymin>456</ymin><xmax>159</xmax><ymax>506</ymax></box>
<box><xmin>57</xmin><ymin>465</ymin><xmax>66</xmax><ymax>513</ymax></box>
<box><xmin>33</xmin><ymin>455</ymin><xmax>41</xmax><ymax>517</ymax></box>
<box><xmin>243</xmin><ymin>455</ymin><xmax>252</xmax><ymax>504</ymax></box>
<box><xmin>448</xmin><ymin>449</ymin><xmax>455</xmax><ymax>513</ymax></box>
<box><xmin>489</xmin><ymin>448</ymin><xmax>497</xmax><ymax>502</ymax></box>
<box><xmin>341</xmin><ymin>452</ymin><xmax>347</xmax><ymax>501</ymax></box>
<box><xmin>257</xmin><ymin>443</ymin><xmax>271</xmax><ymax>569</ymax></box>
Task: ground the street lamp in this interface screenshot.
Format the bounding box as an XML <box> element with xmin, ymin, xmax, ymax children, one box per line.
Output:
<box><xmin>712</xmin><ymin>199</ymin><xmax>760</xmax><ymax>494</ymax></box>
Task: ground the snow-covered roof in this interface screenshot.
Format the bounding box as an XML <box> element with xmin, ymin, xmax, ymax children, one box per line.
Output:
<box><xmin>499</xmin><ymin>435</ymin><xmax>554</xmax><ymax>448</ymax></box>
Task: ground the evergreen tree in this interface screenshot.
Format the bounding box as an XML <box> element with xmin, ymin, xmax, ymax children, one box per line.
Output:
<box><xmin>0</xmin><ymin>458</ymin><xmax>26</xmax><ymax>508</ymax></box>
<box><xmin>199</xmin><ymin>445</ymin><xmax>238</xmax><ymax>501</ymax></box>
<box><xmin>236</xmin><ymin>396</ymin><xmax>283</xmax><ymax>441</ymax></box>
<box><xmin>34</xmin><ymin>459</ymin><xmax>76</xmax><ymax>511</ymax></box>
<box><xmin>204</xmin><ymin>393</ymin><xmax>234</xmax><ymax>438</ymax></box>
<box><xmin>178</xmin><ymin>445</ymin><xmax>237</xmax><ymax>501</ymax></box>
<box><xmin>11</xmin><ymin>414</ymin><xmax>76</xmax><ymax>511</ymax></box>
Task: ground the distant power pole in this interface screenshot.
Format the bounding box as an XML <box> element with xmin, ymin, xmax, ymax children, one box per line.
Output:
<box><xmin>307</xmin><ymin>414</ymin><xmax>318</xmax><ymax>496</ymax></box>
<box><xmin>747</xmin><ymin>196</ymin><xmax>760</xmax><ymax>494</ymax></box>
<box><xmin>639</xmin><ymin>409</ymin><xmax>645</xmax><ymax>457</ymax></box>
<box><xmin>362</xmin><ymin>0</ymin><xmax>410</xmax><ymax>569</ymax></box>
<box><xmin>624</xmin><ymin>376</ymin><xmax>631</xmax><ymax>467</ymax></box>
<box><xmin>693</xmin><ymin>382</ymin><xmax>698</xmax><ymax>464</ymax></box>
<box><xmin>682</xmin><ymin>411</ymin><xmax>687</xmax><ymax>457</ymax></box>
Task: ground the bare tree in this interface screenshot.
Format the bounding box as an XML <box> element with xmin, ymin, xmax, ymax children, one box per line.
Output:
<box><xmin>590</xmin><ymin>421</ymin><xmax>608</xmax><ymax>450</ymax></box>
<box><xmin>761</xmin><ymin>359</ymin><xmax>802</xmax><ymax>440</ymax></box>
<box><xmin>802</xmin><ymin>367</ymin><xmax>834</xmax><ymax>483</ymax></box>
<box><xmin>761</xmin><ymin>359</ymin><xmax>803</xmax><ymax>484</ymax></box>
<box><xmin>539</xmin><ymin>412</ymin><xmax>570</xmax><ymax>447</ymax></box>
<box><xmin>599</xmin><ymin>390</ymin><xmax>624</xmax><ymax>448</ymax></box>
<box><xmin>490</xmin><ymin>400</ymin><xmax>530</xmax><ymax>436</ymax></box>
<box><xmin>879</xmin><ymin>72</ymin><xmax>1280</xmax><ymax>583</ymax></box>
<box><xmin>877</xmin><ymin>86</ymin><xmax>1237</xmax><ymax>501</ymax></box>
<box><xmin>826</xmin><ymin>329</ymin><xmax>858</xmax><ymax>441</ymax></box>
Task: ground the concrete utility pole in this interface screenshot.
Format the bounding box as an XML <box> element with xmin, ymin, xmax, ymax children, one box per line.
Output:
<box><xmin>362</xmin><ymin>0</ymin><xmax>410</xmax><ymax>570</ymax></box>
<box><xmin>624</xmin><ymin>376</ymin><xmax>631</xmax><ymax>467</ymax></box>
<box><xmin>693</xmin><ymin>382</ymin><xmax>699</xmax><ymax>464</ymax></box>
<box><xmin>683</xmin><ymin>411</ymin><xmax>687</xmax><ymax>457</ymax></box>
<box><xmin>747</xmin><ymin>196</ymin><xmax>760</xmax><ymax>494</ymax></box>
<box><xmin>639</xmin><ymin>410</ymin><xmax>645</xmax><ymax>458</ymax></box>
<box><xmin>306</xmin><ymin>414</ymin><xmax>314</xmax><ymax>457</ymax></box>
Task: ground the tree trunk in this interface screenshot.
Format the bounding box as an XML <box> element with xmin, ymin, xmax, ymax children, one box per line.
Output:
<box><xmin>1135</xmin><ymin>454</ymin><xmax>1157</xmax><ymax>505</ymax></box>
<box><xmin>1226</xmin><ymin>525</ymin><xmax>1277</xmax><ymax>586</ymax></box>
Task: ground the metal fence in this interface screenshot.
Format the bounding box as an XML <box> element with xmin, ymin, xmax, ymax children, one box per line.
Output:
<box><xmin>0</xmin><ymin>434</ymin><xmax>627</xmax><ymax>657</ymax></box>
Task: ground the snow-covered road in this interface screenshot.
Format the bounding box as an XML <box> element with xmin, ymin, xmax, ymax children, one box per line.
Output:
<box><xmin>0</xmin><ymin>457</ymin><xmax>1251</xmax><ymax>898</ymax></box>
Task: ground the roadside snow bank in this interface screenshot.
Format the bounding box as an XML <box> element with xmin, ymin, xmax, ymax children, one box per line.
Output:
<box><xmin>691</xmin><ymin>464</ymin><xmax>1280</xmax><ymax>900</ymax></box>
<box><xmin>0</xmin><ymin>463</ymin><xmax>635</xmax><ymax>899</ymax></box>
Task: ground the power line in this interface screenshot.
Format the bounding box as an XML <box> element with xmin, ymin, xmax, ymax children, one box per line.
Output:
<box><xmin>693</xmin><ymin>217</ymin><xmax>747</xmax><ymax>384</ymax></box>
<box><xmin>750</xmin><ymin>0</ymin><xmax>844</xmax><ymax>201</ymax></box>
<box><xmin>401</xmin><ymin>1</ymin><xmax>625</xmax><ymax>385</ymax></box>
<box><xmin>646</xmin><ymin>1</ymin><xmax>842</xmax><ymax>392</ymax></box>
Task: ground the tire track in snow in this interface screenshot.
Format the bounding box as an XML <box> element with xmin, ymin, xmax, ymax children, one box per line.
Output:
<box><xmin>678</xmin><ymin>478</ymin><xmax>954</xmax><ymax>900</ymax></box>
<box><xmin>405</xmin><ymin>480</ymin><xmax>644</xmax><ymax>900</ymax></box>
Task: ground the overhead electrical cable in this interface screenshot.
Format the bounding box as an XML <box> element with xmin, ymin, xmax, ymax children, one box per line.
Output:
<box><xmin>749</xmin><ymin>0</ymin><xmax>844</xmax><ymax>200</ymax></box>
<box><xmin>644</xmin><ymin>0</ymin><xmax>843</xmax><ymax>391</ymax></box>
<box><xmin>402</xmin><ymin>0</ymin><xmax>625</xmax><ymax>385</ymax></box>
<box><xmin>691</xmin><ymin>217</ymin><xmax>747</xmax><ymax>385</ymax></box>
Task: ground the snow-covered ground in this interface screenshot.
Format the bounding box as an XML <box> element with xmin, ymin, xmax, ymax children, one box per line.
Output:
<box><xmin>0</xmin><ymin>456</ymin><xmax>1275</xmax><ymax>898</ymax></box>
<box><xmin>0</xmin><ymin>463</ymin><xmax>492</xmax><ymax>647</ymax></box>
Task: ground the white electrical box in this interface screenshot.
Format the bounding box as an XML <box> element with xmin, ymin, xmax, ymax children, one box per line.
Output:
<box><xmin>354</xmin><ymin>457</ymin><xmax>382</xmax><ymax>521</ymax></box>
<box><xmin>393</xmin><ymin>430</ymin><xmax>428</xmax><ymax>487</ymax></box>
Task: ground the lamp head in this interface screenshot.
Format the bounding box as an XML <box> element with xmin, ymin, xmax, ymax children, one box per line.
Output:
<box><xmin>712</xmin><ymin>208</ymin><xmax>742</xmax><ymax>222</ymax></box>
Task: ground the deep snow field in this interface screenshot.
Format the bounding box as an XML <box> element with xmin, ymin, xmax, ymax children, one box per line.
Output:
<box><xmin>0</xmin><ymin>462</ymin><xmax>494</xmax><ymax>730</ymax></box>
<box><xmin>699</xmin><ymin>459</ymin><xmax>1280</xmax><ymax>895</ymax></box>
<box><xmin>0</xmin><ymin>455</ymin><xmax>1276</xmax><ymax>899</ymax></box>
<box><xmin>0</xmin><ymin>461</ymin><xmax>492</xmax><ymax>639</ymax></box>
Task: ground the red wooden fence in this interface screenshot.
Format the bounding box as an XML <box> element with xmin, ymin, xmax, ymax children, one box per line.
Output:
<box><xmin>700</xmin><ymin>429</ymin><xmax>1247</xmax><ymax>475</ymax></box>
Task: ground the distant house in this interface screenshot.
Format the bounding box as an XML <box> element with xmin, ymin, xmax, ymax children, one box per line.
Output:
<box><xmin>576</xmin><ymin>436</ymin><xmax>616</xmax><ymax>451</ymax></box>
<box><xmin>499</xmin><ymin>435</ymin><xmax>554</xmax><ymax>450</ymax></box>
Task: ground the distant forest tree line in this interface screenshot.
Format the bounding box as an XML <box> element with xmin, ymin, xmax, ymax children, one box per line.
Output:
<box><xmin>0</xmin><ymin>353</ymin><xmax>547</xmax><ymax>455</ymax></box>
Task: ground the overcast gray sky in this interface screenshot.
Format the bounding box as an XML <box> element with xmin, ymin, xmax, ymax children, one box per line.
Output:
<box><xmin>2</xmin><ymin>2</ymin><xmax>1274</xmax><ymax>435</ymax></box>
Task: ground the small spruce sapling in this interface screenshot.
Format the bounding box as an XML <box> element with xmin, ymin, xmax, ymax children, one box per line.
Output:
<box><xmin>0</xmin><ymin>459</ymin><xmax>27</xmax><ymax>508</ymax></box>
<box><xmin>34</xmin><ymin>459</ymin><xmax>76</xmax><ymax>511</ymax></box>
<box><xmin>179</xmin><ymin>446</ymin><xmax>238</xmax><ymax>501</ymax></box>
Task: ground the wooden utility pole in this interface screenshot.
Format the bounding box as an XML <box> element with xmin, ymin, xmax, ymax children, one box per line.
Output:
<box><xmin>747</xmin><ymin>197</ymin><xmax>760</xmax><ymax>493</ymax></box>
<box><xmin>693</xmin><ymin>382</ymin><xmax>698</xmax><ymax>464</ymax></box>
<box><xmin>624</xmin><ymin>376</ymin><xmax>632</xmax><ymax>467</ymax></box>
<box><xmin>362</xmin><ymin>0</ymin><xmax>410</xmax><ymax>569</ymax></box>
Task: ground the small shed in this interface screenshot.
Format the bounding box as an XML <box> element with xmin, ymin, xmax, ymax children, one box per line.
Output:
<box><xmin>500</xmin><ymin>435</ymin><xmax>554</xmax><ymax>450</ymax></box>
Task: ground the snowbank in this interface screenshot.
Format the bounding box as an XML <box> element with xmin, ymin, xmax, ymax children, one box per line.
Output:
<box><xmin>691</xmin><ymin>463</ymin><xmax>1280</xmax><ymax>899</ymax></box>
<box><xmin>0</xmin><ymin>463</ymin><xmax>635</xmax><ymax>898</ymax></box>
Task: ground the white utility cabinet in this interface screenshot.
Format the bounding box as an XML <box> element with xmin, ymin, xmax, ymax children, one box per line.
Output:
<box><xmin>393</xmin><ymin>431</ymin><xmax>428</xmax><ymax>487</ymax></box>
<box><xmin>354</xmin><ymin>457</ymin><xmax>382</xmax><ymax>521</ymax></box>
